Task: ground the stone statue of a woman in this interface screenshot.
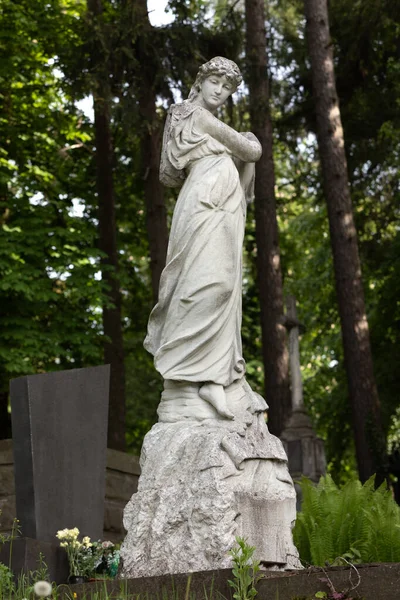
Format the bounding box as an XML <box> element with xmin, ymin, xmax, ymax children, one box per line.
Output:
<box><xmin>144</xmin><ymin>56</ymin><xmax>261</xmax><ymax>420</ymax></box>
<box><xmin>120</xmin><ymin>58</ymin><xmax>301</xmax><ymax>579</ymax></box>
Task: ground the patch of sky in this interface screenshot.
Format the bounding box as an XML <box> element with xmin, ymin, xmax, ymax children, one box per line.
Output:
<box><xmin>148</xmin><ymin>0</ymin><xmax>174</xmax><ymax>26</ymax></box>
<box><xmin>297</xmin><ymin>132</ymin><xmax>317</xmax><ymax>153</ymax></box>
<box><xmin>76</xmin><ymin>96</ymin><xmax>94</xmax><ymax>121</ymax></box>
<box><xmin>46</xmin><ymin>57</ymin><xmax>63</xmax><ymax>79</ymax></box>
<box><xmin>46</xmin><ymin>266</ymin><xmax>71</xmax><ymax>281</ymax></box>
<box><xmin>69</xmin><ymin>198</ymin><xmax>85</xmax><ymax>218</ymax></box>
<box><xmin>46</xmin><ymin>254</ymin><xmax>102</xmax><ymax>282</ymax></box>
<box><xmin>29</xmin><ymin>192</ymin><xmax>47</xmax><ymax>206</ymax></box>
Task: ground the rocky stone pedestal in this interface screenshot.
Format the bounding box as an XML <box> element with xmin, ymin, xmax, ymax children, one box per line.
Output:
<box><xmin>119</xmin><ymin>379</ymin><xmax>301</xmax><ymax>578</ymax></box>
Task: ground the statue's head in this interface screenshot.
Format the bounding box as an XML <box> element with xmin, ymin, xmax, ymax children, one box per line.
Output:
<box><xmin>188</xmin><ymin>57</ymin><xmax>242</xmax><ymax>102</ymax></box>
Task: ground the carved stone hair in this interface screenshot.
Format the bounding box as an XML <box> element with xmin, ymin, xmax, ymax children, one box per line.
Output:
<box><xmin>160</xmin><ymin>57</ymin><xmax>243</xmax><ymax>188</ymax></box>
<box><xmin>188</xmin><ymin>56</ymin><xmax>242</xmax><ymax>101</ymax></box>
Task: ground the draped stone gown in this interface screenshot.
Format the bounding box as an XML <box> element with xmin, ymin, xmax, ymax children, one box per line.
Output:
<box><xmin>144</xmin><ymin>106</ymin><xmax>247</xmax><ymax>387</ymax></box>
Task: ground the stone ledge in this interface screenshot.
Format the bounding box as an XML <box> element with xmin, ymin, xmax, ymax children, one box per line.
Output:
<box><xmin>0</xmin><ymin>464</ymin><xmax>15</xmax><ymax>496</ymax></box>
<box><xmin>105</xmin><ymin>470</ymin><xmax>138</xmax><ymax>501</ymax></box>
<box><xmin>0</xmin><ymin>439</ymin><xmax>13</xmax><ymax>464</ymax></box>
<box><xmin>106</xmin><ymin>448</ymin><xmax>141</xmax><ymax>476</ymax></box>
<box><xmin>0</xmin><ymin>495</ymin><xmax>16</xmax><ymax>530</ymax></box>
<box><xmin>258</xmin><ymin>562</ymin><xmax>400</xmax><ymax>599</ymax></box>
<box><xmin>104</xmin><ymin>500</ymin><xmax>125</xmax><ymax>533</ymax></box>
<box><xmin>58</xmin><ymin>563</ymin><xmax>400</xmax><ymax>600</ymax></box>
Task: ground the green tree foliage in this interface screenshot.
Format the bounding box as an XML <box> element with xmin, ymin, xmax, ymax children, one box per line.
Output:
<box><xmin>0</xmin><ymin>0</ymin><xmax>103</xmax><ymax>396</ymax></box>
<box><xmin>294</xmin><ymin>475</ymin><xmax>400</xmax><ymax>565</ymax></box>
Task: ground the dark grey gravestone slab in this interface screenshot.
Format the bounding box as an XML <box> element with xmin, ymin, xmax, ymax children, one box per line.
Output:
<box><xmin>0</xmin><ymin>538</ymin><xmax>69</xmax><ymax>584</ymax></box>
<box><xmin>10</xmin><ymin>365</ymin><xmax>110</xmax><ymax>543</ymax></box>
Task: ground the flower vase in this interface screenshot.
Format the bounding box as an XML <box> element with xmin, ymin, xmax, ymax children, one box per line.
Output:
<box><xmin>68</xmin><ymin>575</ymin><xmax>87</xmax><ymax>585</ymax></box>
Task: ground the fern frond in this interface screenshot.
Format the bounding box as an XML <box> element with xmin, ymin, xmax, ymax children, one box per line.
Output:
<box><xmin>293</xmin><ymin>475</ymin><xmax>400</xmax><ymax>565</ymax></box>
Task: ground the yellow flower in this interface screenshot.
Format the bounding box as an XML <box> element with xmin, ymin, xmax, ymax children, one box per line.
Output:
<box><xmin>73</xmin><ymin>594</ymin><xmax>77</xmax><ymax>599</ymax></box>
<box><xmin>82</xmin><ymin>536</ymin><xmax>91</xmax><ymax>547</ymax></box>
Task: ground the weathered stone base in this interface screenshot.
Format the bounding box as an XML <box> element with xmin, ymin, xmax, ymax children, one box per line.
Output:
<box><xmin>120</xmin><ymin>379</ymin><xmax>301</xmax><ymax>578</ymax></box>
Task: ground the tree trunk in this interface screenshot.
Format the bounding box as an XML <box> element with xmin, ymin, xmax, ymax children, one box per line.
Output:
<box><xmin>129</xmin><ymin>0</ymin><xmax>168</xmax><ymax>302</ymax></box>
<box><xmin>0</xmin><ymin>390</ymin><xmax>11</xmax><ymax>440</ymax></box>
<box><xmin>0</xmin><ymin>196</ymin><xmax>11</xmax><ymax>440</ymax></box>
<box><xmin>140</xmin><ymin>103</ymin><xmax>168</xmax><ymax>302</ymax></box>
<box><xmin>304</xmin><ymin>0</ymin><xmax>386</xmax><ymax>481</ymax></box>
<box><xmin>245</xmin><ymin>0</ymin><xmax>291</xmax><ymax>436</ymax></box>
<box><xmin>87</xmin><ymin>0</ymin><xmax>126</xmax><ymax>451</ymax></box>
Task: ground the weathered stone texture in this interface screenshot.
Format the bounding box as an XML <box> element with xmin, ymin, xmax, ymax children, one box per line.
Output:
<box><xmin>104</xmin><ymin>500</ymin><xmax>124</xmax><ymax>533</ymax></box>
<box><xmin>0</xmin><ymin>440</ymin><xmax>16</xmax><ymax>533</ymax></box>
<box><xmin>0</xmin><ymin>495</ymin><xmax>16</xmax><ymax>531</ymax></box>
<box><xmin>102</xmin><ymin>448</ymin><xmax>140</xmax><ymax>541</ymax></box>
<box><xmin>106</xmin><ymin>470</ymin><xmax>139</xmax><ymax>501</ymax></box>
<box><xmin>107</xmin><ymin>448</ymin><xmax>140</xmax><ymax>475</ymax></box>
<box><xmin>0</xmin><ymin>464</ymin><xmax>15</xmax><ymax>497</ymax></box>
<box><xmin>0</xmin><ymin>439</ymin><xmax>13</xmax><ymax>464</ymax></box>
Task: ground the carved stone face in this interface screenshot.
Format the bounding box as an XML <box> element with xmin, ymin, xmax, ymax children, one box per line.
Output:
<box><xmin>199</xmin><ymin>74</ymin><xmax>234</xmax><ymax>112</ymax></box>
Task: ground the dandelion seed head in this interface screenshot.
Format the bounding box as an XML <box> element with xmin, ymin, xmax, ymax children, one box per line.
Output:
<box><xmin>33</xmin><ymin>580</ymin><xmax>52</xmax><ymax>597</ymax></box>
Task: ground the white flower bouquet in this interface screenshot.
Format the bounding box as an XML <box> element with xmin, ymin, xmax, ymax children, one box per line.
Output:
<box><xmin>56</xmin><ymin>528</ymin><xmax>100</xmax><ymax>579</ymax></box>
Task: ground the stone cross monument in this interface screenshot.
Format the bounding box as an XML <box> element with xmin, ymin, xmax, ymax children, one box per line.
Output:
<box><xmin>119</xmin><ymin>57</ymin><xmax>301</xmax><ymax>579</ymax></box>
<box><xmin>281</xmin><ymin>296</ymin><xmax>326</xmax><ymax>495</ymax></box>
<box><xmin>287</xmin><ymin>295</ymin><xmax>305</xmax><ymax>413</ymax></box>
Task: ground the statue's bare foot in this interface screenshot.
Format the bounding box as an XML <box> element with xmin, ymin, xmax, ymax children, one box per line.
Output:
<box><xmin>199</xmin><ymin>383</ymin><xmax>235</xmax><ymax>420</ymax></box>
